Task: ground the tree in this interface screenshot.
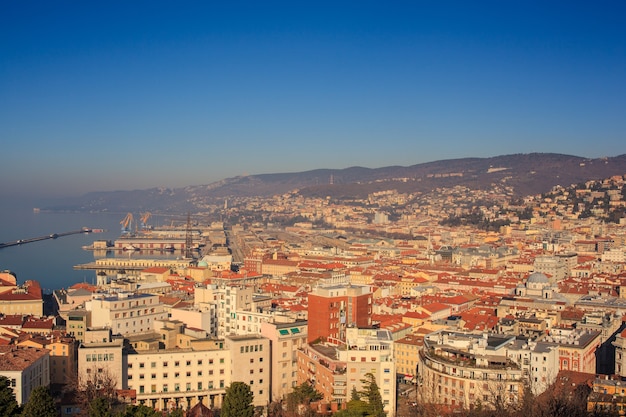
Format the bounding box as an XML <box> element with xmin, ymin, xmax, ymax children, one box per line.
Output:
<box><xmin>285</xmin><ymin>381</ymin><xmax>323</xmax><ymax>416</ymax></box>
<box><xmin>221</xmin><ymin>381</ymin><xmax>254</xmax><ymax>417</ymax></box>
<box><xmin>116</xmin><ymin>404</ymin><xmax>162</xmax><ymax>417</ymax></box>
<box><xmin>88</xmin><ymin>396</ymin><xmax>111</xmax><ymax>417</ymax></box>
<box><xmin>21</xmin><ymin>386</ymin><xmax>57</xmax><ymax>417</ymax></box>
<box><xmin>358</xmin><ymin>373</ymin><xmax>385</xmax><ymax>417</ymax></box>
<box><xmin>0</xmin><ymin>376</ymin><xmax>20</xmax><ymax>417</ymax></box>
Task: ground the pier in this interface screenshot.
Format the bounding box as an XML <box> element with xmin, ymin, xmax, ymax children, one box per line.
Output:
<box><xmin>0</xmin><ymin>228</ymin><xmax>92</xmax><ymax>249</ymax></box>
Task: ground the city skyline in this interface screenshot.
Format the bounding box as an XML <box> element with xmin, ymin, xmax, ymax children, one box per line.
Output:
<box><xmin>1</xmin><ymin>1</ymin><xmax>625</xmax><ymax>199</ymax></box>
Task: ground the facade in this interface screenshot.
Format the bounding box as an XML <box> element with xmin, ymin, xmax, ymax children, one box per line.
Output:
<box><xmin>0</xmin><ymin>345</ymin><xmax>50</xmax><ymax>405</ymax></box>
<box><xmin>78</xmin><ymin>323</ymin><xmax>271</xmax><ymax>412</ymax></box>
<box><xmin>225</xmin><ymin>334</ymin><xmax>271</xmax><ymax>408</ymax></box>
<box><xmin>86</xmin><ymin>292</ymin><xmax>167</xmax><ymax>336</ymax></box>
<box><xmin>260</xmin><ymin>320</ymin><xmax>308</xmax><ymax>401</ymax></box>
<box><xmin>395</xmin><ymin>334</ymin><xmax>423</xmax><ymax>382</ymax></box>
<box><xmin>418</xmin><ymin>331</ymin><xmax>524</xmax><ymax>411</ymax></box>
<box><xmin>66</xmin><ymin>310</ymin><xmax>90</xmax><ymax>343</ymax></box>
<box><xmin>0</xmin><ymin>280</ymin><xmax>44</xmax><ymax>316</ymax></box>
<box><xmin>297</xmin><ymin>327</ymin><xmax>396</xmax><ymax>416</ymax></box>
<box><xmin>307</xmin><ymin>284</ymin><xmax>373</xmax><ymax>343</ymax></box>
<box><xmin>18</xmin><ymin>333</ymin><xmax>77</xmax><ymax>386</ymax></box>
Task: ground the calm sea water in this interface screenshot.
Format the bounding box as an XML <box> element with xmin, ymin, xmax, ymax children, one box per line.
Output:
<box><xmin>0</xmin><ymin>206</ymin><xmax>175</xmax><ymax>291</ymax></box>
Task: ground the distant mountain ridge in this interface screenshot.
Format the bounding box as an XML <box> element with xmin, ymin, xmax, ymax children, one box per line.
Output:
<box><xmin>44</xmin><ymin>153</ymin><xmax>626</xmax><ymax>213</ymax></box>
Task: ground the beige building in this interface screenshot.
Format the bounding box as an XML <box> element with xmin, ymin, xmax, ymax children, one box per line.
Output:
<box><xmin>0</xmin><ymin>280</ymin><xmax>44</xmax><ymax>316</ymax></box>
<box><xmin>297</xmin><ymin>327</ymin><xmax>396</xmax><ymax>416</ymax></box>
<box><xmin>395</xmin><ymin>334</ymin><xmax>423</xmax><ymax>382</ymax></box>
<box><xmin>418</xmin><ymin>331</ymin><xmax>524</xmax><ymax>411</ymax></box>
<box><xmin>78</xmin><ymin>323</ymin><xmax>271</xmax><ymax>412</ymax></box>
<box><xmin>0</xmin><ymin>345</ymin><xmax>50</xmax><ymax>405</ymax></box>
<box><xmin>225</xmin><ymin>334</ymin><xmax>271</xmax><ymax>408</ymax></box>
<box><xmin>18</xmin><ymin>333</ymin><xmax>76</xmax><ymax>386</ymax></box>
<box><xmin>86</xmin><ymin>292</ymin><xmax>167</xmax><ymax>336</ymax></box>
<box><xmin>260</xmin><ymin>320</ymin><xmax>308</xmax><ymax>401</ymax></box>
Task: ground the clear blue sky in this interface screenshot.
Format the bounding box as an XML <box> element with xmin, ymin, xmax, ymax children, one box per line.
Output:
<box><xmin>1</xmin><ymin>1</ymin><xmax>625</xmax><ymax>199</ymax></box>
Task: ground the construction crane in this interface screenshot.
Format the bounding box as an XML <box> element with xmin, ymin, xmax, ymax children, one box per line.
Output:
<box><xmin>140</xmin><ymin>212</ymin><xmax>152</xmax><ymax>229</ymax></box>
<box><xmin>120</xmin><ymin>213</ymin><xmax>134</xmax><ymax>234</ymax></box>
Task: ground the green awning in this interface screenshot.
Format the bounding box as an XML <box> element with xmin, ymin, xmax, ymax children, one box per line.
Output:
<box><xmin>279</xmin><ymin>329</ymin><xmax>289</xmax><ymax>335</ymax></box>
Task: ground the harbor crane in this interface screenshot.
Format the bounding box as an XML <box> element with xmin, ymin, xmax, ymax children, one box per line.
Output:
<box><xmin>140</xmin><ymin>212</ymin><xmax>152</xmax><ymax>229</ymax></box>
<box><xmin>120</xmin><ymin>213</ymin><xmax>134</xmax><ymax>234</ymax></box>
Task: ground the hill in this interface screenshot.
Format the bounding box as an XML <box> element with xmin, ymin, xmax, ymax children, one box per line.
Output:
<box><xmin>42</xmin><ymin>153</ymin><xmax>626</xmax><ymax>213</ymax></box>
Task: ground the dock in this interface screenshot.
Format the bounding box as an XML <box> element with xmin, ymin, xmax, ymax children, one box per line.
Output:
<box><xmin>0</xmin><ymin>228</ymin><xmax>92</xmax><ymax>249</ymax></box>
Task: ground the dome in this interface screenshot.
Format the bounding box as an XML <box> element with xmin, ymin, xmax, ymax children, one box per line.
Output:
<box><xmin>527</xmin><ymin>272</ymin><xmax>549</xmax><ymax>284</ymax></box>
<box><xmin>197</xmin><ymin>260</ymin><xmax>208</xmax><ymax>267</ymax></box>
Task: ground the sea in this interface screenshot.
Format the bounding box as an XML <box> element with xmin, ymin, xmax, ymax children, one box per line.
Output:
<box><xmin>0</xmin><ymin>205</ymin><xmax>176</xmax><ymax>292</ymax></box>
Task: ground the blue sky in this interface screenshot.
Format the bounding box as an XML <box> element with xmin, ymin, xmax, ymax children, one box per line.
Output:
<box><xmin>1</xmin><ymin>1</ymin><xmax>625</xmax><ymax>199</ymax></box>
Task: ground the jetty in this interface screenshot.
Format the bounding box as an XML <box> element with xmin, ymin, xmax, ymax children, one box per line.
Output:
<box><xmin>0</xmin><ymin>228</ymin><xmax>92</xmax><ymax>249</ymax></box>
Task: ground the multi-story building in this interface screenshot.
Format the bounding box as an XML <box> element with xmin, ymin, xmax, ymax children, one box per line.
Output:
<box><xmin>297</xmin><ymin>327</ymin><xmax>396</xmax><ymax>416</ymax></box>
<box><xmin>0</xmin><ymin>280</ymin><xmax>44</xmax><ymax>316</ymax></box>
<box><xmin>418</xmin><ymin>330</ymin><xmax>525</xmax><ymax>411</ymax></box>
<box><xmin>86</xmin><ymin>292</ymin><xmax>167</xmax><ymax>336</ymax></box>
<box><xmin>78</xmin><ymin>323</ymin><xmax>271</xmax><ymax>412</ymax></box>
<box><xmin>260</xmin><ymin>320</ymin><xmax>308</xmax><ymax>401</ymax></box>
<box><xmin>307</xmin><ymin>284</ymin><xmax>372</xmax><ymax>343</ymax></box>
<box><xmin>0</xmin><ymin>345</ymin><xmax>50</xmax><ymax>405</ymax></box>
<box><xmin>395</xmin><ymin>334</ymin><xmax>423</xmax><ymax>383</ymax></box>
<box><xmin>18</xmin><ymin>332</ymin><xmax>76</xmax><ymax>387</ymax></box>
<box><xmin>66</xmin><ymin>309</ymin><xmax>90</xmax><ymax>343</ymax></box>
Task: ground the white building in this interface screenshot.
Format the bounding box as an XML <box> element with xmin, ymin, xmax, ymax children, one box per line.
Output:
<box><xmin>0</xmin><ymin>345</ymin><xmax>50</xmax><ymax>405</ymax></box>
<box><xmin>86</xmin><ymin>292</ymin><xmax>167</xmax><ymax>336</ymax></box>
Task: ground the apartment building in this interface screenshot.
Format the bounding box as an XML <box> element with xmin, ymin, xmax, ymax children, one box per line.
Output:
<box><xmin>78</xmin><ymin>323</ymin><xmax>271</xmax><ymax>411</ymax></box>
<box><xmin>297</xmin><ymin>327</ymin><xmax>396</xmax><ymax>416</ymax></box>
<box><xmin>418</xmin><ymin>331</ymin><xmax>525</xmax><ymax>411</ymax></box>
<box><xmin>260</xmin><ymin>320</ymin><xmax>308</xmax><ymax>401</ymax></box>
<box><xmin>0</xmin><ymin>280</ymin><xmax>44</xmax><ymax>316</ymax></box>
<box><xmin>307</xmin><ymin>284</ymin><xmax>372</xmax><ymax>343</ymax></box>
<box><xmin>0</xmin><ymin>345</ymin><xmax>50</xmax><ymax>405</ymax></box>
<box><xmin>86</xmin><ymin>292</ymin><xmax>167</xmax><ymax>336</ymax></box>
<box><xmin>17</xmin><ymin>332</ymin><xmax>76</xmax><ymax>386</ymax></box>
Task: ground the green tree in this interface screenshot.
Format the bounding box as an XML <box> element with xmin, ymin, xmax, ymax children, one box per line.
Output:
<box><xmin>21</xmin><ymin>386</ymin><xmax>56</xmax><ymax>417</ymax></box>
<box><xmin>116</xmin><ymin>404</ymin><xmax>161</xmax><ymax>417</ymax></box>
<box><xmin>0</xmin><ymin>376</ymin><xmax>20</xmax><ymax>417</ymax></box>
<box><xmin>221</xmin><ymin>381</ymin><xmax>254</xmax><ymax>417</ymax></box>
<box><xmin>88</xmin><ymin>396</ymin><xmax>111</xmax><ymax>417</ymax></box>
<box><xmin>358</xmin><ymin>373</ymin><xmax>385</xmax><ymax>417</ymax></box>
<box><xmin>168</xmin><ymin>408</ymin><xmax>185</xmax><ymax>417</ymax></box>
<box><xmin>285</xmin><ymin>381</ymin><xmax>323</xmax><ymax>416</ymax></box>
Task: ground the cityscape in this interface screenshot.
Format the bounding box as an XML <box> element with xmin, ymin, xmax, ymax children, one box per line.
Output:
<box><xmin>2</xmin><ymin>170</ymin><xmax>626</xmax><ymax>416</ymax></box>
<box><xmin>2</xmin><ymin>2</ymin><xmax>625</xmax><ymax>417</ymax></box>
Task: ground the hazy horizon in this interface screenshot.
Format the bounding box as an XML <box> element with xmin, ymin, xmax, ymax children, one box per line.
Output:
<box><xmin>2</xmin><ymin>2</ymin><xmax>625</xmax><ymax>200</ymax></box>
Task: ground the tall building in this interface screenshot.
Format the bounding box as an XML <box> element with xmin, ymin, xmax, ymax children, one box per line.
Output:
<box><xmin>260</xmin><ymin>320</ymin><xmax>308</xmax><ymax>402</ymax></box>
<box><xmin>297</xmin><ymin>327</ymin><xmax>396</xmax><ymax>416</ymax></box>
<box><xmin>307</xmin><ymin>284</ymin><xmax>372</xmax><ymax>343</ymax></box>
